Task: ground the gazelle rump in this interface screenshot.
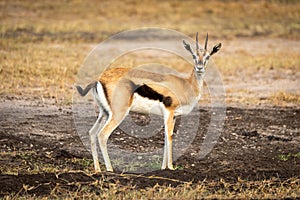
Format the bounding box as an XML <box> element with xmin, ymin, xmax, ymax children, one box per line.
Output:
<box><xmin>76</xmin><ymin>33</ymin><xmax>221</xmax><ymax>172</ymax></box>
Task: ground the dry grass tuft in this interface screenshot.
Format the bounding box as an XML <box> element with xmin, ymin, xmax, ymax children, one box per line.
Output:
<box><xmin>4</xmin><ymin>176</ymin><xmax>300</xmax><ymax>199</ymax></box>
<box><xmin>270</xmin><ymin>91</ymin><xmax>300</xmax><ymax>105</ymax></box>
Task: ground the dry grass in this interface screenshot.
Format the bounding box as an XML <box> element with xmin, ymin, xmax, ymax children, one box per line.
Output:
<box><xmin>1</xmin><ymin>41</ymin><xmax>299</xmax><ymax>105</ymax></box>
<box><xmin>48</xmin><ymin>178</ymin><xmax>299</xmax><ymax>200</ymax></box>
<box><xmin>1</xmin><ymin>0</ymin><xmax>300</xmax><ymax>105</ymax></box>
<box><xmin>1</xmin><ymin>0</ymin><xmax>299</xmax><ymax>42</ymax></box>
<box><xmin>269</xmin><ymin>90</ymin><xmax>300</xmax><ymax>106</ymax></box>
<box><xmin>0</xmin><ymin>0</ymin><xmax>300</xmax><ymax>198</ymax></box>
<box><xmin>0</xmin><ymin>151</ymin><xmax>94</xmax><ymax>175</ymax></box>
<box><xmin>0</xmin><ymin>43</ymin><xmax>93</xmax><ymax>104</ymax></box>
<box><xmin>4</xmin><ymin>176</ymin><xmax>300</xmax><ymax>199</ymax></box>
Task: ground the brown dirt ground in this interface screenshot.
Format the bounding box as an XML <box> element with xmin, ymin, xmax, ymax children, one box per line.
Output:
<box><xmin>0</xmin><ymin>97</ymin><xmax>299</xmax><ymax>196</ymax></box>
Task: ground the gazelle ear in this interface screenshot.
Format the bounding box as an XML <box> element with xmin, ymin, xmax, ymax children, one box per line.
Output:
<box><xmin>183</xmin><ymin>40</ymin><xmax>194</xmax><ymax>54</ymax></box>
<box><xmin>210</xmin><ymin>43</ymin><xmax>222</xmax><ymax>56</ymax></box>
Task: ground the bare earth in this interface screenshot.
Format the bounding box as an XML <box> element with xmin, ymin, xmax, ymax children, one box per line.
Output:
<box><xmin>0</xmin><ymin>97</ymin><xmax>299</xmax><ymax>196</ymax></box>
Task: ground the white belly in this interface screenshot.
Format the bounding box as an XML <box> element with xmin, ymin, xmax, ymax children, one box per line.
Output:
<box><xmin>130</xmin><ymin>93</ymin><xmax>198</xmax><ymax>116</ymax></box>
<box><xmin>175</xmin><ymin>104</ymin><xmax>196</xmax><ymax>116</ymax></box>
<box><xmin>130</xmin><ymin>93</ymin><xmax>163</xmax><ymax>115</ymax></box>
<box><xmin>174</xmin><ymin>98</ymin><xmax>198</xmax><ymax>116</ymax></box>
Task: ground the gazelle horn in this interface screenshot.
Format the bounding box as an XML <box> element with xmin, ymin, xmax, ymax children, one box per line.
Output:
<box><xmin>204</xmin><ymin>33</ymin><xmax>208</xmax><ymax>50</ymax></box>
<box><xmin>196</xmin><ymin>32</ymin><xmax>199</xmax><ymax>51</ymax></box>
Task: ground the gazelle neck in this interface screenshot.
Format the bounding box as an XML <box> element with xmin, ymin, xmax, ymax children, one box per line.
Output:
<box><xmin>189</xmin><ymin>69</ymin><xmax>204</xmax><ymax>99</ymax></box>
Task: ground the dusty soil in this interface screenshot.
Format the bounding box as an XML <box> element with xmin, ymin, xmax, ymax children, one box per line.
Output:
<box><xmin>0</xmin><ymin>98</ymin><xmax>299</xmax><ymax>196</ymax></box>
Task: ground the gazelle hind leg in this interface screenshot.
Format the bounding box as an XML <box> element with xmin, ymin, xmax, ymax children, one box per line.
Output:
<box><xmin>161</xmin><ymin>108</ymin><xmax>175</xmax><ymax>170</ymax></box>
<box><xmin>97</xmin><ymin>113</ymin><xmax>129</xmax><ymax>172</ymax></box>
<box><xmin>89</xmin><ymin>109</ymin><xmax>108</xmax><ymax>172</ymax></box>
<box><xmin>89</xmin><ymin>83</ymin><xmax>107</xmax><ymax>172</ymax></box>
<box><xmin>96</xmin><ymin>82</ymin><xmax>133</xmax><ymax>172</ymax></box>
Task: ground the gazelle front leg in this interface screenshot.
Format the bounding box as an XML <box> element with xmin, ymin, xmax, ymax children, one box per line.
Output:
<box><xmin>161</xmin><ymin>108</ymin><xmax>175</xmax><ymax>170</ymax></box>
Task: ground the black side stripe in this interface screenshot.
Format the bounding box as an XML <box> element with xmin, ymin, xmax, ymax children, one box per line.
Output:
<box><xmin>133</xmin><ymin>83</ymin><xmax>172</xmax><ymax>107</ymax></box>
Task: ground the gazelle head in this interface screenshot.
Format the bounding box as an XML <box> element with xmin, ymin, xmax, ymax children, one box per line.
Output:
<box><xmin>183</xmin><ymin>33</ymin><xmax>221</xmax><ymax>75</ymax></box>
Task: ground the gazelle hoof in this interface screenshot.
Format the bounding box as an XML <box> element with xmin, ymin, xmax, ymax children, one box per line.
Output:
<box><xmin>106</xmin><ymin>167</ymin><xmax>114</xmax><ymax>172</ymax></box>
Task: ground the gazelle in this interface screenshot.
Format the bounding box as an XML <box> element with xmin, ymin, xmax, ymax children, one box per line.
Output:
<box><xmin>76</xmin><ymin>33</ymin><xmax>221</xmax><ymax>172</ymax></box>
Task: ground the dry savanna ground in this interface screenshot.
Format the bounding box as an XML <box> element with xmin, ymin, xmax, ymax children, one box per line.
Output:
<box><xmin>0</xmin><ymin>0</ymin><xmax>300</xmax><ymax>199</ymax></box>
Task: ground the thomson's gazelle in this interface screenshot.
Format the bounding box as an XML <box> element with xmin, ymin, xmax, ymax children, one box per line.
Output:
<box><xmin>76</xmin><ymin>33</ymin><xmax>221</xmax><ymax>172</ymax></box>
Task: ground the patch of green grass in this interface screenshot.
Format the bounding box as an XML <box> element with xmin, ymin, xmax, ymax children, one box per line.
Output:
<box><xmin>278</xmin><ymin>152</ymin><xmax>300</xmax><ymax>161</ymax></box>
<box><xmin>110</xmin><ymin>155</ymin><xmax>163</xmax><ymax>172</ymax></box>
<box><xmin>71</xmin><ymin>157</ymin><xmax>94</xmax><ymax>171</ymax></box>
<box><xmin>295</xmin><ymin>152</ymin><xmax>300</xmax><ymax>158</ymax></box>
<box><xmin>278</xmin><ymin>154</ymin><xmax>292</xmax><ymax>161</ymax></box>
<box><xmin>174</xmin><ymin>165</ymin><xmax>185</xmax><ymax>170</ymax></box>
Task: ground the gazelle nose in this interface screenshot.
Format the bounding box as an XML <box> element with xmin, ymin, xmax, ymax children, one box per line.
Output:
<box><xmin>197</xmin><ymin>66</ymin><xmax>205</xmax><ymax>73</ymax></box>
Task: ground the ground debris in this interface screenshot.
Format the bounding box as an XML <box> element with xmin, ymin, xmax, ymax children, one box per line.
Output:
<box><xmin>0</xmin><ymin>99</ymin><xmax>299</xmax><ymax>197</ymax></box>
